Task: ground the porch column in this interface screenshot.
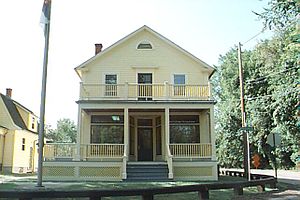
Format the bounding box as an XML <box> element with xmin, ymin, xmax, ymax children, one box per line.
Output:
<box><xmin>165</xmin><ymin>107</ymin><xmax>170</xmax><ymax>147</ymax></box>
<box><xmin>165</xmin><ymin>107</ymin><xmax>173</xmax><ymax>179</ymax></box>
<box><xmin>74</xmin><ymin>107</ymin><xmax>82</xmax><ymax>161</ymax></box>
<box><xmin>124</xmin><ymin>107</ymin><xmax>129</xmax><ymax>159</ymax></box>
<box><xmin>210</xmin><ymin>107</ymin><xmax>216</xmax><ymax>160</ymax></box>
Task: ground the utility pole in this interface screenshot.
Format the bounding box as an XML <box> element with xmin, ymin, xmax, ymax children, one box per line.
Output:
<box><xmin>238</xmin><ymin>42</ymin><xmax>251</xmax><ymax>181</ymax></box>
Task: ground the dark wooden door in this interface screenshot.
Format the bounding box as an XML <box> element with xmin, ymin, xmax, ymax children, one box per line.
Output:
<box><xmin>138</xmin><ymin>127</ymin><xmax>153</xmax><ymax>161</ymax></box>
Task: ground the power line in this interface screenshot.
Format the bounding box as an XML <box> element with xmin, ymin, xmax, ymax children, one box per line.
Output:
<box><xmin>245</xmin><ymin>66</ymin><xmax>299</xmax><ymax>84</ymax></box>
<box><xmin>241</xmin><ymin>28</ymin><xmax>266</xmax><ymax>46</ymax></box>
<box><xmin>245</xmin><ymin>87</ymin><xmax>299</xmax><ymax>101</ymax></box>
<box><xmin>216</xmin><ymin>87</ymin><xmax>299</xmax><ymax>104</ymax></box>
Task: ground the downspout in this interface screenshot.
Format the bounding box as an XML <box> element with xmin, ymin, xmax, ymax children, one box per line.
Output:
<box><xmin>32</xmin><ymin>140</ymin><xmax>38</xmax><ymax>173</ymax></box>
<box><xmin>1</xmin><ymin>129</ymin><xmax>8</xmax><ymax>172</ymax></box>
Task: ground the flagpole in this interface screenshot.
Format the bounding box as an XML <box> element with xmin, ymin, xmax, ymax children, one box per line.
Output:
<box><xmin>37</xmin><ymin>1</ymin><xmax>51</xmax><ymax>188</ymax></box>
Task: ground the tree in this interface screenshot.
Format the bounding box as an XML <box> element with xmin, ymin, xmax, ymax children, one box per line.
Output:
<box><xmin>46</xmin><ymin>118</ymin><xmax>77</xmax><ymax>143</ymax></box>
<box><xmin>253</xmin><ymin>0</ymin><xmax>299</xmax><ymax>31</ymax></box>
<box><xmin>213</xmin><ymin>0</ymin><xmax>299</xmax><ymax>169</ymax></box>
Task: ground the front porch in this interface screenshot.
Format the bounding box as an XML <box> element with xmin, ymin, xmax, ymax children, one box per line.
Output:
<box><xmin>44</xmin><ymin>143</ymin><xmax>213</xmax><ymax>161</ymax></box>
<box><xmin>43</xmin><ymin>143</ymin><xmax>216</xmax><ymax>181</ymax></box>
<box><xmin>43</xmin><ymin>106</ymin><xmax>218</xmax><ymax>181</ymax></box>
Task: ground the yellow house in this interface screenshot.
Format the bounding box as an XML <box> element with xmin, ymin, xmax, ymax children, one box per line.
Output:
<box><xmin>43</xmin><ymin>26</ymin><xmax>217</xmax><ymax>181</ymax></box>
<box><xmin>0</xmin><ymin>89</ymin><xmax>39</xmax><ymax>174</ymax></box>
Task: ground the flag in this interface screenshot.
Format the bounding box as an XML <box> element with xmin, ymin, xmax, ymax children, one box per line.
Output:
<box><xmin>40</xmin><ymin>0</ymin><xmax>51</xmax><ymax>24</ymax></box>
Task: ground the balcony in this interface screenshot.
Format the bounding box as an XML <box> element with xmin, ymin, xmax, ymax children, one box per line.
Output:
<box><xmin>80</xmin><ymin>83</ymin><xmax>211</xmax><ymax>101</ymax></box>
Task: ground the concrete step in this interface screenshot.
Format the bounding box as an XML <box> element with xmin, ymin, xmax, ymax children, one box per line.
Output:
<box><xmin>126</xmin><ymin>163</ymin><xmax>169</xmax><ymax>181</ymax></box>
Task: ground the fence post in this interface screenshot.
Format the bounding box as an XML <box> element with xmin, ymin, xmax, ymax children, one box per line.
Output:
<box><xmin>142</xmin><ymin>194</ymin><xmax>154</xmax><ymax>200</ymax></box>
<box><xmin>257</xmin><ymin>184</ymin><xmax>265</xmax><ymax>192</ymax></box>
<box><xmin>164</xmin><ymin>81</ymin><xmax>169</xmax><ymax>99</ymax></box>
<box><xmin>198</xmin><ymin>189</ymin><xmax>209</xmax><ymax>200</ymax></box>
<box><xmin>234</xmin><ymin>186</ymin><xmax>243</xmax><ymax>195</ymax></box>
<box><xmin>89</xmin><ymin>197</ymin><xmax>101</xmax><ymax>200</ymax></box>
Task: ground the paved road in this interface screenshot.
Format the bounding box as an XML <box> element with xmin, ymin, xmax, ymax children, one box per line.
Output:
<box><xmin>226</xmin><ymin>168</ymin><xmax>300</xmax><ymax>186</ymax></box>
<box><xmin>250</xmin><ymin>169</ymin><xmax>300</xmax><ymax>186</ymax></box>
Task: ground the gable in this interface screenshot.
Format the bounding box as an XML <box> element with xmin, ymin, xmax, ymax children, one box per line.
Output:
<box><xmin>0</xmin><ymin>94</ymin><xmax>27</xmax><ymax>130</ymax></box>
<box><xmin>75</xmin><ymin>25</ymin><xmax>215</xmax><ymax>79</ymax></box>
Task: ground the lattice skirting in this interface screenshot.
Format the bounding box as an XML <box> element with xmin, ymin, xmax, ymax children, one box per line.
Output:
<box><xmin>79</xmin><ymin>166</ymin><xmax>120</xmax><ymax>178</ymax></box>
<box><xmin>173</xmin><ymin>162</ymin><xmax>218</xmax><ymax>181</ymax></box>
<box><xmin>43</xmin><ymin>166</ymin><xmax>75</xmax><ymax>177</ymax></box>
<box><xmin>43</xmin><ymin>162</ymin><xmax>122</xmax><ymax>181</ymax></box>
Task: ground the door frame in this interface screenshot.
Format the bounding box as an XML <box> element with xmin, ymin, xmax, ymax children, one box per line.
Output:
<box><xmin>129</xmin><ymin>113</ymin><xmax>164</xmax><ymax>162</ymax></box>
<box><xmin>137</xmin><ymin>72</ymin><xmax>153</xmax><ymax>101</ymax></box>
<box><xmin>137</xmin><ymin>126</ymin><xmax>153</xmax><ymax>161</ymax></box>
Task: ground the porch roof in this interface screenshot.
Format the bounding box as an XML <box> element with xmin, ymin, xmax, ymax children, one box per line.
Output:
<box><xmin>76</xmin><ymin>100</ymin><xmax>216</xmax><ymax>105</ymax></box>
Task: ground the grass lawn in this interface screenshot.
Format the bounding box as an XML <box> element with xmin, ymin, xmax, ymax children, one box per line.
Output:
<box><xmin>0</xmin><ymin>175</ymin><xmax>297</xmax><ymax>200</ymax></box>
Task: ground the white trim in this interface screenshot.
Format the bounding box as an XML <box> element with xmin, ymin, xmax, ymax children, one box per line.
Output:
<box><xmin>131</xmin><ymin>66</ymin><xmax>159</xmax><ymax>69</ymax></box>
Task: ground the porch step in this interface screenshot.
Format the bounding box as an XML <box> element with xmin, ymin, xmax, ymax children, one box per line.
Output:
<box><xmin>126</xmin><ymin>163</ymin><xmax>169</xmax><ymax>181</ymax></box>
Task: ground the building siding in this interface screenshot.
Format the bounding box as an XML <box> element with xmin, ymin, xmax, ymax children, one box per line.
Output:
<box><xmin>81</xmin><ymin>30</ymin><xmax>210</xmax><ymax>86</ymax></box>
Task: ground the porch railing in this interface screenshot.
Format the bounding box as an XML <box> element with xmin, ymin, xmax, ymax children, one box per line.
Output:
<box><xmin>44</xmin><ymin>143</ymin><xmax>76</xmax><ymax>160</ymax></box>
<box><xmin>44</xmin><ymin>144</ymin><xmax>125</xmax><ymax>160</ymax></box>
<box><xmin>80</xmin><ymin>82</ymin><xmax>210</xmax><ymax>100</ymax></box>
<box><xmin>81</xmin><ymin>144</ymin><xmax>124</xmax><ymax>159</ymax></box>
<box><xmin>122</xmin><ymin>144</ymin><xmax>128</xmax><ymax>179</ymax></box>
<box><xmin>169</xmin><ymin>143</ymin><xmax>212</xmax><ymax>158</ymax></box>
<box><xmin>166</xmin><ymin>145</ymin><xmax>174</xmax><ymax>179</ymax></box>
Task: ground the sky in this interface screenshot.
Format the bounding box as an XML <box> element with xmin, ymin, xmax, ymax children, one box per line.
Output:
<box><xmin>0</xmin><ymin>0</ymin><xmax>273</xmax><ymax>128</ymax></box>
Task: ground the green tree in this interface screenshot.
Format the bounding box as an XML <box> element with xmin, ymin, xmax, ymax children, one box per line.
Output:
<box><xmin>213</xmin><ymin>0</ymin><xmax>299</xmax><ymax>169</ymax></box>
<box><xmin>253</xmin><ymin>0</ymin><xmax>299</xmax><ymax>31</ymax></box>
<box><xmin>46</xmin><ymin>118</ymin><xmax>77</xmax><ymax>143</ymax></box>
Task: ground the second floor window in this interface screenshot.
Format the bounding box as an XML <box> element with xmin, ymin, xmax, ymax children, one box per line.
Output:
<box><xmin>31</xmin><ymin>117</ymin><xmax>35</xmax><ymax>130</ymax></box>
<box><xmin>173</xmin><ymin>74</ymin><xmax>186</xmax><ymax>96</ymax></box>
<box><xmin>22</xmin><ymin>138</ymin><xmax>25</xmax><ymax>151</ymax></box>
<box><xmin>105</xmin><ymin>74</ymin><xmax>117</xmax><ymax>96</ymax></box>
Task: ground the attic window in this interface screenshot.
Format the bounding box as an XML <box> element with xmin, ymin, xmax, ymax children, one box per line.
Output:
<box><xmin>137</xmin><ymin>41</ymin><xmax>152</xmax><ymax>49</ymax></box>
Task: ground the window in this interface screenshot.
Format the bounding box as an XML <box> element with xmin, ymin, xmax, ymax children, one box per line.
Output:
<box><xmin>137</xmin><ymin>41</ymin><xmax>152</xmax><ymax>49</ymax></box>
<box><xmin>91</xmin><ymin>115</ymin><xmax>124</xmax><ymax>123</ymax></box>
<box><xmin>31</xmin><ymin>117</ymin><xmax>35</xmax><ymax>129</ymax></box>
<box><xmin>174</xmin><ymin>74</ymin><xmax>185</xmax><ymax>84</ymax></box>
<box><xmin>173</xmin><ymin>74</ymin><xmax>186</xmax><ymax>96</ymax></box>
<box><xmin>22</xmin><ymin>138</ymin><xmax>25</xmax><ymax>151</ymax></box>
<box><xmin>156</xmin><ymin>117</ymin><xmax>162</xmax><ymax>155</ymax></box>
<box><xmin>90</xmin><ymin>115</ymin><xmax>124</xmax><ymax>144</ymax></box>
<box><xmin>105</xmin><ymin>74</ymin><xmax>117</xmax><ymax>96</ymax></box>
<box><xmin>129</xmin><ymin>117</ymin><xmax>135</xmax><ymax>155</ymax></box>
<box><xmin>170</xmin><ymin>115</ymin><xmax>200</xmax><ymax>143</ymax></box>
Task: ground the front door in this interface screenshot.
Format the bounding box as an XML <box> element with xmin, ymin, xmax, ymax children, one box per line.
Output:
<box><xmin>138</xmin><ymin>73</ymin><xmax>152</xmax><ymax>100</ymax></box>
<box><xmin>138</xmin><ymin>119</ymin><xmax>153</xmax><ymax>161</ymax></box>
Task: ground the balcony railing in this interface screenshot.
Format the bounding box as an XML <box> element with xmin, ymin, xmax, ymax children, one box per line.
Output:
<box><xmin>80</xmin><ymin>82</ymin><xmax>210</xmax><ymax>100</ymax></box>
<box><xmin>169</xmin><ymin>143</ymin><xmax>212</xmax><ymax>158</ymax></box>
